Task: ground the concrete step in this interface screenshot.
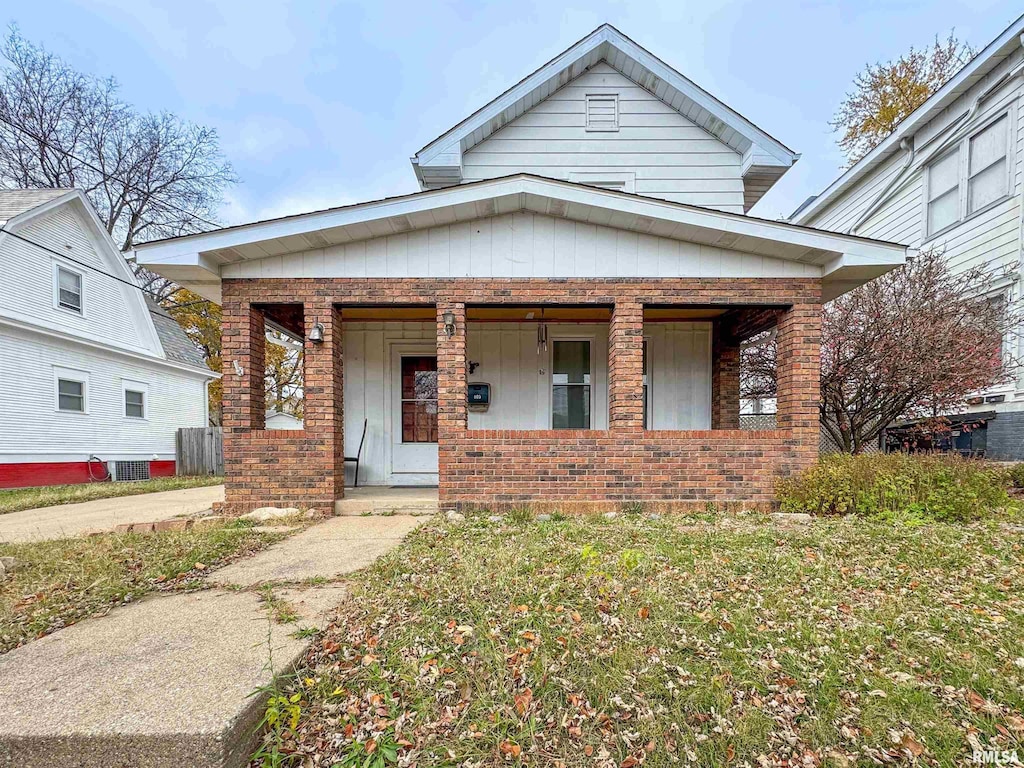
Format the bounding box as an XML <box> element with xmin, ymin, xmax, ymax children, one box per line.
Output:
<box><xmin>334</xmin><ymin>487</ymin><xmax>439</xmax><ymax>517</ymax></box>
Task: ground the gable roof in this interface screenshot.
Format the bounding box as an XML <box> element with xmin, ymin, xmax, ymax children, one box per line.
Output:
<box><xmin>411</xmin><ymin>24</ymin><xmax>799</xmax><ymax>210</ymax></box>
<box><xmin>792</xmin><ymin>12</ymin><xmax>1024</xmax><ymax>225</ymax></box>
<box><xmin>0</xmin><ymin>188</ymin><xmax>76</xmax><ymax>226</ymax></box>
<box><xmin>0</xmin><ymin>187</ymin><xmax>212</xmax><ymax>375</ymax></box>
<box><xmin>134</xmin><ymin>173</ymin><xmax>904</xmax><ymax>303</ymax></box>
<box><xmin>146</xmin><ymin>297</ymin><xmax>210</xmax><ymax>371</ymax></box>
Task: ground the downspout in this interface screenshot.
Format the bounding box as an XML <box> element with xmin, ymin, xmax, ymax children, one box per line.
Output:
<box><xmin>847</xmin><ymin>137</ymin><xmax>914</xmax><ymax>234</ymax></box>
<box><xmin>847</xmin><ymin>57</ymin><xmax>1024</xmax><ymax>235</ymax></box>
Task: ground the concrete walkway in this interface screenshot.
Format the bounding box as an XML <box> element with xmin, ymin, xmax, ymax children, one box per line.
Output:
<box><xmin>0</xmin><ymin>484</ymin><xmax>224</xmax><ymax>543</ymax></box>
<box><xmin>0</xmin><ymin>514</ymin><xmax>422</xmax><ymax>768</ymax></box>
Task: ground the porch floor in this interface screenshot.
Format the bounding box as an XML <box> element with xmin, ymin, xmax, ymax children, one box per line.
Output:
<box><xmin>334</xmin><ymin>486</ymin><xmax>439</xmax><ymax>517</ymax></box>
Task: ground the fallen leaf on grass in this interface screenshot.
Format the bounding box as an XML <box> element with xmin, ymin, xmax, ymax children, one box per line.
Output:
<box><xmin>499</xmin><ymin>740</ymin><xmax>522</xmax><ymax>757</ymax></box>
<box><xmin>514</xmin><ymin>687</ymin><xmax>533</xmax><ymax>716</ymax></box>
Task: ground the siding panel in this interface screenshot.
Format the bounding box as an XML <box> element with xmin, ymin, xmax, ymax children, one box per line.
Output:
<box><xmin>461</xmin><ymin>63</ymin><xmax>745</xmax><ymax>212</ymax></box>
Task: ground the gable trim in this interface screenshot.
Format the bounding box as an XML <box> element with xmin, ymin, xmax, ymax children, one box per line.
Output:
<box><xmin>411</xmin><ymin>24</ymin><xmax>797</xmax><ymax>204</ymax></box>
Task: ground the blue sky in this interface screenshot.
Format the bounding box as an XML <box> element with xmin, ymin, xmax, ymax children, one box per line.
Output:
<box><xmin>10</xmin><ymin>0</ymin><xmax>1023</xmax><ymax>225</ymax></box>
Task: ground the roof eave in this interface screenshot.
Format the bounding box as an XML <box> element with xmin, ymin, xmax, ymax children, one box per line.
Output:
<box><xmin>136</xmin><ymin>175</ymin><xmax>904</xmax><ymax>302</ymax></box>
<box><xmin>793</xmin><ymin>12</ymin><xmax>1024</xmax><ymax>224</ymax></box>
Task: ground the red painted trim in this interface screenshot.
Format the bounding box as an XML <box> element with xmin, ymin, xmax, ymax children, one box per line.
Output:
<box><xmin>149</xmin><ymin>461</ymin><xmax>176</xmax><ymax>478</ymax></box>
<box><xmin>0</xmin><ymin>461</ymin><xmax>177</xmax><ymax>489</ymax></box>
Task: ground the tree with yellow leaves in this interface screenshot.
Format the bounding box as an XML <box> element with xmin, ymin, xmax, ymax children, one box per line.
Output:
<box><xmin>831</xmin><ymin>32</ymin><xmax>974</xmax><ymax>165</ymax></box>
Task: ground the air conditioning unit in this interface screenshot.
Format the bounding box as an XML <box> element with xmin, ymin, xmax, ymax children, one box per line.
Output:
<box><xmin>108</xmin><ymin>460</ymin><xmax>151</xmax><ymax>482</ymax></box>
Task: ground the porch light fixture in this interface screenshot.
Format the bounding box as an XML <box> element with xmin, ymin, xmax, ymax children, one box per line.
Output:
<box><xmin>442</xmin><ymin>310</ymin><xmax>456</xmax><ymax>338</ymax></box>
<box><xmin>308</xmin><ymin>322</ymin><xmax>325</xmax><ymax>344</ymax></box>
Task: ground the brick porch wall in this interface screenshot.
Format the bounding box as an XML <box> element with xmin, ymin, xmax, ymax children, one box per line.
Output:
<box><xmin>219</xmin><ymin>277</ymin><xmax>821</xmax><ymax>514</ymax></box>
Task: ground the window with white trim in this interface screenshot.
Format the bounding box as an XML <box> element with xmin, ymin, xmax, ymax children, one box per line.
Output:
<box><xmin>55</xmin><ymin>264</ymin><xmax>83</xmax><ymax>313</ymax></box>
<box><xmin>926</xmin><ymin>114</ymin><xmax>1011</xmax><ymax>237</ymax></box>
<box><xmin>122</xmin><ymin>379</ymin><xmax>149</xmax><ymax>419</ymax></box>
<box><xmin>585</xmin><ymin>93</ymin><xmax>618</xmax><ymax>132</ymax></box>
<box><xmin>57</xmin><ymin>378</ymin><xmax>85</xmax><ymax>412</ymax></box>
<box><xmin>551</xmin><ymin>340</ymin><xmax>592</xmax><ymax>429</ymax></box>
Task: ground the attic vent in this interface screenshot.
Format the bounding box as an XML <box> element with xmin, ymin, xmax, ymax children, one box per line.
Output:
<box><xmin>585</xmin><ymin>94</ymin><xmax>618</xmax><ymax>132</ymax></box>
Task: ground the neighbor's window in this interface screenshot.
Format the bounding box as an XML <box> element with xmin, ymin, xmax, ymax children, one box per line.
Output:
<box><xmin>926</xmin><ymin>114</ymin><xmax>1010</xmax><ymax>236</ymax></box>
<box><xmin>585</xmin><ymin>93</ymin><xmax>619</xmax><ymax>132</ymax></box>
<box><xmin>969</xmin><ymin>117</ymin><xmax>1009</xmax><ymax>214</ymax></box>
<box><xmin>56</xmin><ymin>265</ymin><xmax>83</xmax><ymax>313</ymax></box>
<box><xmin>125</xmin><ymin>389</ymin><xmax>146</xmax><ymax>418</ymax></box>
<box><xmin>552</xmin><ymin>340</ymin><xmax>591</xmax><ymax>429</ymax></box>
<box><xmin>57</xmin><ymin>378</ymin><xmax>85</xmax><ymax>412</ymax></box>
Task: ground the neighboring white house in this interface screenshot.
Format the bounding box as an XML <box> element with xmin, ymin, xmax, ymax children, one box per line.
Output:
<box><xmin>792</xmin><ymin>13</ymin><xmax>1024</xmax><ymax>459</ymax></box>
<box><xmin>265</xmin><ymin>410</ymin><xmax>303</xmax><ymax>430</ymax></box>
<box><xmin>0</xmin><ymin>189</ymin><xmax>216</xmax><ymax>488</ymax></box>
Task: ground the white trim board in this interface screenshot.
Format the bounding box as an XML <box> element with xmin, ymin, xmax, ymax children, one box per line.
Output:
<box><xmin>134</xmin><ymin>174</ymin><xmax>906</xmax><ymax>303</ymax></box>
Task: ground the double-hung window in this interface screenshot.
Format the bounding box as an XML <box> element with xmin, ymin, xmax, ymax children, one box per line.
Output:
<box><xmin>54</xmin><ymin>367</ymin><xmax>89</xmax><ymax>413</ymax></box>
<box><xmin>926</xmin><ymin>114</ymin><xmax>1011</xmax><ymax>237</ymax></box>
<box><xmin>552</xmin><ymin>340</ymin><xmax>592</xmax><ymax>429</ymax></box>
<box><xmin>55</xmin><ymin>264</ymin><xmax>83</xmax><ymax>313</ymax></box>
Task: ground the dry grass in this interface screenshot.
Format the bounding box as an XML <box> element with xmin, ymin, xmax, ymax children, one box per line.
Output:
<box><xmin>0</xmin><ymin>519</ymin><xmax>286</xmax><ymax>653</ymax></box>
<box><xmin>262</xmin><ymin>510</ymin><xmax>1024</xmax><ymax>767</ymax></box>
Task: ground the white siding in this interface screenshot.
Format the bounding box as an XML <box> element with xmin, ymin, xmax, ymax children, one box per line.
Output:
<box><xmin>0</xmin><ymin>206</ymin><xmax>157</xmax><ymax>355</ymax></box>
<box><xmin>0</xmin><ymin>325</ymin><xmax>208</xmax><ymax>462</ymax></box>
<box><xmin>803</xmin><ymin>47</ymin><xmax>1024</xmax><ymax>409</ymax></box>
<box><xmin>340</xmin><ymin>320</ymin><xmax>711</xmax><ymax>485</ymax></box>
<box><xmin>460</xmin><ymin>63</ymin><xmax>746</xmax><ymax>212</ymax></box>
<box><xmin>223</xmin><ymin>211</ymin><xmax>820</xmax><ymax>280</ymax></box>
<box><xmin>465</xmin><ymin>323</ymin><xmax>610</xmax><ymax>431</ymax></box>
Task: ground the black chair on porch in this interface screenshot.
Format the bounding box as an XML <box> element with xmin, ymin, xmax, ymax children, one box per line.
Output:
<box><xmin>345</xmin><ymin>419</ymin><xmax>368</xmax><ymax>487</ymax></box>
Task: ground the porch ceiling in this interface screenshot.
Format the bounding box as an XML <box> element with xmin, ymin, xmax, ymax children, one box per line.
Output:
<box><xmin>133</xmin><ymin>175</ymin><xmax>907</xmax><ymax>305</ymax></box>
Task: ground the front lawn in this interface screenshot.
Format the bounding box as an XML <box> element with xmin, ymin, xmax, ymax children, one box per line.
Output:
<box><xmin>268</xmin><ymin>512</ymin><xmax>1024</xmax><ymax>767</ymax></box>
<box><xmin>0</xmin><ymin>475</ymin><xmax>223</xmax><ymax>515</ymax></box>
<box><xmin>0</xmin><ymin>519</ymin><xmax>286</xmax><ymax>653</ymax></box>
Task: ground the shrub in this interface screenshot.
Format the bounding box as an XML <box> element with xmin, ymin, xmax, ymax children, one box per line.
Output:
<box><xmin>1009</xmin><ymin>463</ymin><xmax>1024</xmax><ymax>488</ymax></box>
<box><xmin>776</xmin><ymin>452</ymin><xmax>1009</xmax><ymax>522</ymax></box>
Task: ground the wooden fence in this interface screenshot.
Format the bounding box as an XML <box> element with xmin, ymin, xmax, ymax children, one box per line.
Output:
<box><xmin>176</xmin><ymin>427</ymin><xmax>224</xmax><ymax>476</ymax></box>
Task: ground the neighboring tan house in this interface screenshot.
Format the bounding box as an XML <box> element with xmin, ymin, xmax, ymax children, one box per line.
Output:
<box><xmin>0</xmin><ymin>189</ymin><xmax>216</xmax><ymax>488</ymax></box>
<box><xmin>134</xmin><ymin>24</ymin><xmax>905</xmax><ymax>513</ymax></box>
<box><xmin>792</xmin><ymin>14</ymin><xmax>1024</xmax><ymax>458</ymax></box>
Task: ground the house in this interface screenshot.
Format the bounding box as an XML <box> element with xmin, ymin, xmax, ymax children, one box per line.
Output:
<box><xmin>0</xmin><ymin>189</ymin><xmax>216</xmax><ymax>488</ymax></box>
<box><xmin>265</xmin><ymin>410</ymin><xmax>303</xmax><ymax>430</ymax></box>
<box><xmin>792</xmin><ymin>13</ymin><xmax>1024</xmax><ymax>459</ymax></box>
<box><xmin>134</xmin><ymin>25</ymin><xmax>905</xmax><ymax>513</ymax></box>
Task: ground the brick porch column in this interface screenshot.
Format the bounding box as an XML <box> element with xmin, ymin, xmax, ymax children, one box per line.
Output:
<box><xmin>608</xmin><ymin>300</ymin><xmax>645</xmax><ymax>429</ymax></box>
<box><xmin>222</xmin><ymin>301</ymin><xmax>266</xmax><ymax>432</ymax></box>
<box><xmin>436</xmin><ymin>302</ymin><xmax>467</xmax><ymax>438</ymax></box>
<box><xmin>711</xmin><ymin>319</ymin><xmax>740</xmax><ymax>429</ymax></box>
<box><xmin>437</xmin><ymin>302</ymin><xmax>466</xmax><ymax>508</ymax></box>
<box><xmin>220</xmin><ymin>300</ymin><xmax>265</xmax><ymax>508</ymax></box>
<box><xmin>304</xmin><ymin>301</ymin><xmax>344</xmax><ymax>501</ymax></box>
<box><xmin>775</xmin><ymin>302</ymin><xmax>821</xmax><ymax>447</ymax></box>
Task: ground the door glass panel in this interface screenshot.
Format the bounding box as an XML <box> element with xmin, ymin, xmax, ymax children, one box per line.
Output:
<box><xmin>400</xmin><ymin>356</ymin><xmax>437</xmax><ymax>443</ymax></box>
<box><xmin>552</xmin><ymin>340</ymin><xmax>591</xmax><ymax>428</ymax></box>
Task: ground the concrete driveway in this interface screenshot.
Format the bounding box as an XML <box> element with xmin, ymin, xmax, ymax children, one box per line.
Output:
<box><xmin>0</xmin><ymin>484</ymin><xmax>224</xmax><ymax>543</ymax></box>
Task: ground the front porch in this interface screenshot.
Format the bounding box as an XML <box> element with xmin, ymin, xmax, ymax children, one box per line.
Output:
<box><xmin>218</xmin><ymin>277</ymin><xmax>822</xmax><ymax>514</ymax></box>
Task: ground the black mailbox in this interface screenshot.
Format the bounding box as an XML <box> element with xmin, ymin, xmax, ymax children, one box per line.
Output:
<box><xmin>467</xmin><ymin>382</ymin><xmax>491</xmax><ymax>410</ymax></box>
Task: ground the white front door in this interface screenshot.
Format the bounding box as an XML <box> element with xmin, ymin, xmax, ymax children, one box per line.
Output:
<box><xmin>390</xmin><ymin>348</ymin><xmax>439</xmax><ymax>479</ymax></box>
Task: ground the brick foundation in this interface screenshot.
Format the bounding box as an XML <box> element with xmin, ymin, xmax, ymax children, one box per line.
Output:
<box><xmin>219</xmin><ymin>277</ymin><xmax>821</xmax><ymax>514</ymax></box>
